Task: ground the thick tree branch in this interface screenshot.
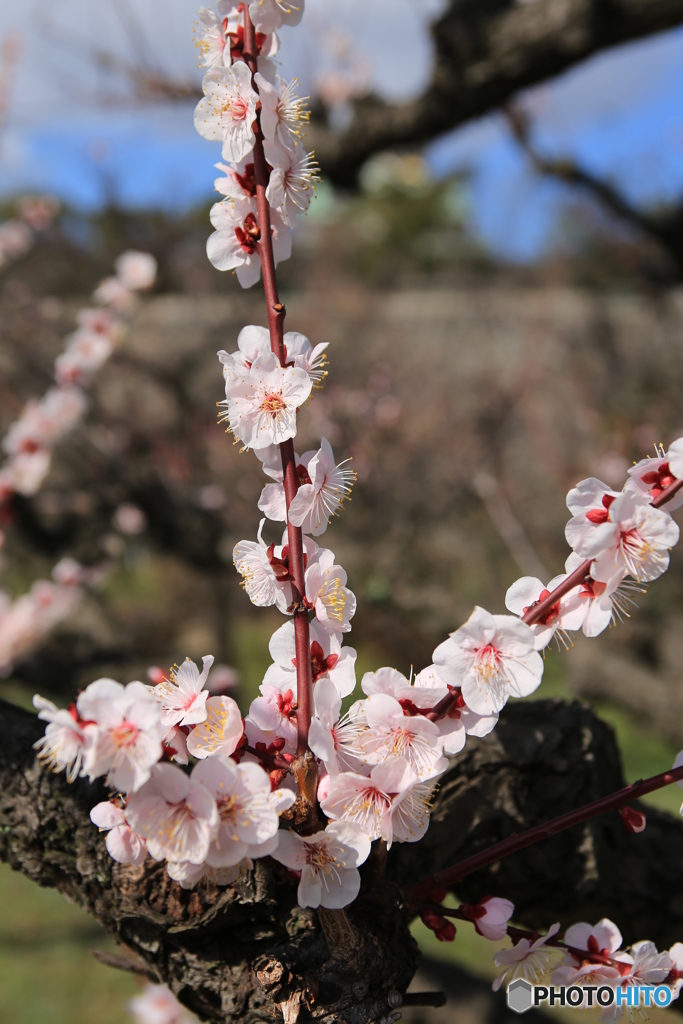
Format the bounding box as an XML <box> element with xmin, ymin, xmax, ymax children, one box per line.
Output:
<box><xmin>3</xmin><ymin>696</ymin><xmax>683</xmax><ymax>1022</ymax></box>
<box><xmin>505</xmin><ymin>104</ymin><xmax>683</xmax><ymax>274</ymax></box>
<box><xmin>315</xmin><ymin>0</ymin><xmax>683</xmax><ymax>187</ymax></box>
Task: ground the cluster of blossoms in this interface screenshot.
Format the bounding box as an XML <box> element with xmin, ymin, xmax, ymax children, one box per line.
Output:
<box><xmin>0</xmin><ymin>558</ymin><xmax>91</xmax><ymax>677</ymax></box>
<box><xmin>0</xmin><ymin>250</ymin><xmax>156</xmax><ymax>502</ymax></box>
<box><xmin>31</xmin><ymin>4</ymin><xmax>683</xmax><ymax>1011</ymax></box>
<box><xmin>0</xmin><ymin>194</ymin><xmax>59</xmax><ymax>270</ymax></box>
<box><xmin>194</xmin><ymin>0</ymin><xmax>317</xmax><ymax>286</ymax></box>
<box><xmin>490</xmin><ymin>917</ymin><xmax>683</xmax><ymax>1020</ymax></box>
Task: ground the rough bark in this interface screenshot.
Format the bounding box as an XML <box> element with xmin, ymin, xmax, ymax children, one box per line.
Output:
<box><xmin>2</xmin><ymin>696</ymin><xmax>682</xmax><ymax>1023</ymax></box>
<box><xmin>315</xmin><ymin>0</ymin><xmax>683</xmax><ymax>186</ymax></box>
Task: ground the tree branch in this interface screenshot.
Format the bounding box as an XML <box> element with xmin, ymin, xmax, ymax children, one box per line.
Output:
<box><xmin>505</xmin><ymin>104</ymin><xmax>683</xmax><ymax>274</ymax></box>
<box><xmin>3</xmin><ymin>696</ymin><xmax>683</xmax><ymax>1022</ymax></box>
<box><xmin>315</xmin><ymin>0</ymin><xmax>683</xmax><ymax>187</ymax></box>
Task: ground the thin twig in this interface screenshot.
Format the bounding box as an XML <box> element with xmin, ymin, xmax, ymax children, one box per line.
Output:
<box><xmin>409</xmin><ymin>763</ymin><xmax>683</xmax><ymax>901</ymax></box>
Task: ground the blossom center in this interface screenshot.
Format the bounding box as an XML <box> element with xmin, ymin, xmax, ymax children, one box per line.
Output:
<box><xmin>261</xmin><ymin>391</ymin><xmax>286</xmax><ymax>416</ymax></box>
<box><xmin>112</xmin><ymin>721</ymin><xmax>140</xmax><ymax>748</ymax></box>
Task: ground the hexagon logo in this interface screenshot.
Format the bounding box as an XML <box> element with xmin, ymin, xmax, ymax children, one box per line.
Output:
<box><xmin>507</xmin><ymin>979</ymin><xmax>533</xmax><ymax>1014</ymax></box>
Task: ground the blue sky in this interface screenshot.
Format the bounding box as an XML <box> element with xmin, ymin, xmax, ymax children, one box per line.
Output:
<box><xmin>0</xmin><ymin>0</ymin><xmax>682</xmax><ymax>261</ymax></box>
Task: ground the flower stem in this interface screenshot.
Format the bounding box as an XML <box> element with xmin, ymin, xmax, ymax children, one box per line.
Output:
<box><xmin>426</xmin><ymin>475</ymin><xmax>683</xmax><ymax>723</ymax></box>
<box><xmin>409</xmin><ymin>763</ymin><xmax>683</xmax><ymax>901</ymax></box>
<box><xmin>242</xmin><ymin>13</ymin><xmax>313</xmax><ymax>759</ymax></box>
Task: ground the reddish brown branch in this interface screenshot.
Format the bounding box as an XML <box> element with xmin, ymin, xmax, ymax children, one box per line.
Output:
<box><xmin>242</xmin><ymin>13</ymin><xmax>313</xmax><ymax>759</ymax></box>
<box><xmin>409</xmin><ymin>763</ymin><xmax>683</xmax><ymax>902</ymax></box>
<box><xmin>426</xmin><ymin>475</ymin><xmax>683</xmax><ymax>724</ymax></box>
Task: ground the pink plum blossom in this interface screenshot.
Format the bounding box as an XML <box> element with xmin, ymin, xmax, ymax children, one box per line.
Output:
<box><xmin>126</xmin><ymin>763</ymin><xmax>219</xmax><ymax>864</ymax></box>
<box><xmin>270</xmin><ymin>819</ymin><xmax>370</xmax><ymax>910</ymax></box>
<box><xmin>194</xmin><ymin>61</ymin><xmax>259</xmax><ymax>163</ymax></box>
<box><xmin>287</xmin><ymin>438</ymin><xmax>356</xmax><ymax>536</ymax></box>
<box><xmin>77</xmin><ymin>678</ymin><xmax>164</xmax><ymax>793</ymax></box>
<box><xmin>186</xmin><ymin>695</ymin><xmax>244</xmax><ymax>759</ymax></box>
<box><xmin>433</xmin><ymin>606</ymin><xmax>544</xmax><ymax>716</ymax></box>
<box><xmin>90</xmin><ymin>800</ymin><xmax>147</xmax><ymax>866</ymax></box>
<box><xmin>466</xmin><ymin>896</ymin><xmax>515</xmax><ymax>940</ymax></box>
<box><xmin>153</xmin><ymin>655</ymin><xmax>213</xmax><ymax>729</ymax></box>
<box><xmin>220</xmin><ymin>353</ymin><xmax>311</xmax><ymax>450</ymax></box>
<box><xmin>505</xmin><ymin>574</ymin><xmax>587</xmax><ymax>650</ymax></box>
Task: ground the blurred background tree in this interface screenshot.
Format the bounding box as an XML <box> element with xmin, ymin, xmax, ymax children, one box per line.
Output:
<box><xmin>3</xmin><ymin>1</ymin><xmax>683</xmax><ymax>1021</ymax></box>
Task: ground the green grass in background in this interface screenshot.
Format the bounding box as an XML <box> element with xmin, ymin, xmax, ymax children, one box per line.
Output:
<box><xmin>0</xmin><ymin>863</ymin><xmax>138</xmax><ymax>1024</ymax></box>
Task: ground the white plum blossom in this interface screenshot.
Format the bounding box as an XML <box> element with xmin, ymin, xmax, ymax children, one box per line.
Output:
<box><xmin>220</xmin><ymin>352</ymin><xmax>311</xmax><ymax>450</ymax></box>
<box><xmin>129</xmin><ymin>983</ymin><xmax>196</xmax><ymax>1024</ymax></box>
<box><xmin>218</xmin><ymin>324</ymin><xmax>328</xmax><ymax>391</ymax></box>
<box><xmin>186</xmin><ymin>695</ymin><xmax>244</xmax><ymax>759</ymax></box>
<box><xmin>262</xmin><ymin>618</ymin><xmax>357</xmax><ymax>698</ymax></box>
<box><xmin>257</xmin><ymin>73</ymin><xmax>310</xmax><ymax>148</ymax></box>
<box><xmin>565</xmin><ymin>480</ymin><xmax>680</xmax><ymax>582</ymax></box>
<box><xmin>153</xmin><ymin>655</ymin><xmax>213</xmax><ymax>728</ymax></box>
<box><xmin>563</xmin><ymin>917</ymin><xmax>624</xmax><ymax>957</ymax></box>
<box><xmin>628</xmin><ymin>448</ymin><xmax>683</xmax><ymax>510</ymax></box>
<box><xmin>32</xmin><ymin>695</ymin><xmax>86</xmax><ymax>782</ymax></box>
<box><xmin>359</xmin><ymin>693</ymin><xmax>448</xmax><ymax>780</ymax></box>
<box><xmin>195</xmin><ymin>7</ymin><xmax>229</xmax><ymax>68</ymax></box>
<box><xmin>247</xmin><ymin>683</ymin><xmax>298</xmax><ymax>747</ymax></box>
<box><xmin>90</xmin><ymin>800</ymin><xmax>147</xmax><ymax>866</ymax></box>
<box><xmin>77</xmin><ymin>679</ymin><xmax>164</xmax><ymax>793</ymax></box>
<box><xmin>233</xmin><ymin>518</ymin><xmax>293</xmax><ymax>613</ymax></box>
<box><xmin>287</xmin><ymin>439</ymin><xmax>356</xmax><ymax>536</ymax></box>
<box><xmin>492</xmin><ymin>924</ymin><xmax>562</xmax><ymax>991</ymax></box>
<box><xmin>166</xmin><ymin>858</ymin><xmax>248</xmax><ymax>890</ymax></box>
<box><xmin>270</xmin><ymin>819</ymin><xmax>369</xmax><ymax>910</ymax></box>
<box><xmin>505</xmin><ymin>574</ymin><xmax>586</xmax><ymax>650</ymax></box>
<box><xmin>413</xmin><ymin>665</ymin><xmax>498</xmax><ymax>755</ymax></box>
<box><xmin>564</xmin><ymin>551</ymin><xmax>645</xmax><ymax>637</ymax></box>
<box><xmin>115</xmin><ymin>250</ymin><xmax>157</xmax><ymax>291</ymax></box>
<box><xmin>3</xmin><ymin>387</ymin><xmax>88</xmax><ymax>457</ymax></box>
<box><xmin>0</xmin><ymin>576</ymin><xmax>82</xmax><ymax>673</ymax></box>
<box><xmin>194</xmin><ymin>61</ymin><xmax>259</xmax><ymax>163</ymax></box>
<box><xmin>667</xmin><ymin>437</ymin><xmax>683</xmax><ymax>486</ymax></box>
<box><xmin>192</xmin><ymin>757</ymin><xmax>295</xmax><ymax>867</ymax></box>
<box><xmin>55</xmin><ymin>330</ymin><xmax>113</xmax><ymax>386</ymax></box>
<box><xmin>126</xmin><ymin>762</ymin><xmax>219</xmax><ymax>864</ymax></box>
<box><xmin>248</xmin><ymin>0</ymin><xmax>305</xmax><ymax>34</ymax></box>
<box><xmin>304</xmin><ymin>549</ymin><xmax>356</xmax><ymax>634</ymax></box>
<box><xmin>321</xmin><ymin>757</ymin><xmax>435</xmax><ymax>847</ymax></box>
<box><xmin>264</xmin><ymin>139</ymin><xmax>320</xmax><ymax>223</ymax></box>
<box><xmin>433</xmin><ymin>607</ymin><xmax>544</xmax><ymax>716</ymax></box>
<box><xmin>308</xmin><ymin>677</ymin><xmax>365</xmax><ymax>775</ymax></box>
<box><xmin>207</xmin><ymin>200</ymin><xmax>292</xmax><ymax>288</ymax></box>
